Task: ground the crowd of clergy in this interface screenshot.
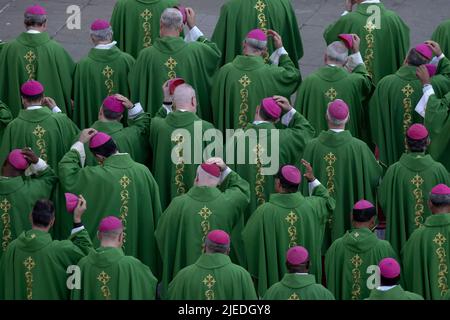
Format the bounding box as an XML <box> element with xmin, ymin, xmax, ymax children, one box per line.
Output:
<box><xmin>1</xmin><ymin>0</ymin><xmax>450</xmax><ymax>300</ymax></box>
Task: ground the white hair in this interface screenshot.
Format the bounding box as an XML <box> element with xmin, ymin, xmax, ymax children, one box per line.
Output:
<box><xmin>195</xmin><ymin>166</ymin><xmax>220</xmax><ymax>187</ymax></box>
<box><xmin>90</xmin><ymin>27</ymin><xmax>113</xmax><ymax>43</ymax></box>
<box><xmin>245</xmin><ymin>37</ymin><xmax>267</xmax><ymax>51</ymax></box>
<box><xmin>326</xmin><ymin>109</ymin><xmax>349</xmax><ymax>126</ymax></box>
<box><xmin>173</xmin><ymin>84</ymin><xmax>196</xmax><ymax>108</ymax></box>
<box><xmin>161</xmin><ymin>8</ymin><xmax>183</xmax><ymax>30</ymax></box>
<box><xmin>326</xmin><ymin>41</ymin><xmax>349</xmax><ymax>65</ymax></box>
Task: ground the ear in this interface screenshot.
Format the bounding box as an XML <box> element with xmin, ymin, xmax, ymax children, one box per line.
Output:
<box><xmin>28</xmin><ymin>212</ymin><xmax>33</xmax><ymax>224</ymax></box>
<box><xmin>97</xmin><ymin>231</ymin><xmax>101</xmax><ymax>241</ymax></box>
<box><xmin>49</xmin><ymin>216</ymin><xmax>55</xmax><ymax>228</ymax></box>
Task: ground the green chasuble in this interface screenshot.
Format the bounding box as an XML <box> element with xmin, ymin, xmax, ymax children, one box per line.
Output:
<box><xmin>155</xmin><ymin>171</ymin><xmax>250</xmax><ymax>298</ymax></box>
<box><xmin>211</xmin><ymin>0</ymin><xmax>303</xmax><ymax>68</ymax></box>
<box><xmin>71</xmin><ymin>247</ymin><xmax>157</xmax><ymax>300</ymax></box>
<box><xmin>432</xmin><ymin>20</ymin><xmax>450</xmax><ymax>57</ymax></box>
<box><xmin>129</xmin><ymin>36</ymin><xmax>221</xmax><ymax>121</ymax></box>
<box><xmin>380</xmin><ymin>153</ymin><xmax>450</xmax><ymax>255</ymax></box>
<box><xmin>110</xmin><ymin>0</ymin><xmax>178</xmax><ymax>59</ymax></box>
<box><xmin>0</xmin><ymin>32</ymin><xmax>75</xmax><ymax>117</ymax></box>
<box><xmin>324</xmin><ymin>2</ymin><xmax>409</xmax><ymax>84</ymax></box>
<box><xmin>167</xmin><ymin>253</ymin><xmax>257</xmax><ymax>300</ymax></box>
<box><xmin>325</xmin><ymin>228</ymin><xmax>396</xmax><ymax>300</ymax></box>
<box><xmin>0</xmin><ymin>167</ymin><xmax>57</xmax><ymax>259</ymax></box>
<box><xmin>0</xmin><ymin>100</ymin><xmax>13</xmax><ymax>142</ymax></box>
<box><xmin>0</xmin><ymin>228</ymin><xmax>92</xmax><ymax>300</ymax></box>
<box><xmin>73</xmin><ymin>46</ymin><xmax>135</xmax><ymax>129</ymax></box>
<box><xmin>402</xmin><ymin>213</ymin><xmax>450</xmax><ymax>300</ymax></box>
<box><xmin>369</xmin><ymin>58</ymin><xmax>450</xmax><ymax>168</ymax></box>
<box><xmin>301</xmin><ymin>130</ymin><xmax>382</xmax><ymax>247</ymax></box>
<box><xmin>149</xmin><ymin>111</ymin><xmax>215</xmax><ymax>209</ymax></box>
<box><xmin>366</xmin><ymin>285</ymin><xmax>423</xmax><ymax>300</ymax></box>
<box><xmin>211</xmin><ymin>54</ymin><xmax>301</xmax><ymax>132</ymax></box>
<box><xmin>294</xmin><ymin>64</ymin><xmax>373</xmax><ymax>140</ymax></box>
<box><xmin>263</xmin><ymin>273</ymin><xmax>335</xmax><ymax>300</ymax></box>
<box><xmin>58</xmin><ymin>151</ymin><xmax>162</xmax><ymax>276</ymax></box>
<box><xmin>423</xmin><ymin>92</ymin><xmax>450</xmax><ymax>172</ymax></box>
<box><xmin>242</xmin><ymin>184</ymin><xmax>335</xmax><ymax>297</ymax></box>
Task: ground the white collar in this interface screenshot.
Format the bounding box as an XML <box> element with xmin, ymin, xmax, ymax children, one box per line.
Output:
<box><xmin>295</xmin><ymin>273</ymin><xmax>309</xmax><ymax>275</ymax></box>
<box><xmin>362</xmin><ymin>0</ymin><xmax>381</xmax><ymax>3</ymax></box>
<box><xmin>94</xmin><ymin>41</ymin><xmax>117</xmax><ymax>50</ymax></box>
<box><xmin>26</xmin><ymin>29</ymin><xmax>41</xmax><ymax>34</ymax></box>
<box><xmin>26</xmin><ymin>105</ymin><xmax>43</xmax><ymax>110</ymax></box>
<box><xmin>253</xmin><ymin>120</ymin><xmax>270</xmax><ymax>125</ymax></box>
<box><xmin>377</xmin><ymin>285</ymin><xmax>396</xmax><ymax>291</ymax></box>
<box><xmin>327</xmin><ymin>64</ymin><xmax>338</xmax><ymax>67</ymax></box>
<box><xmin>330</xmin><ymin>128</ymin><xmax>344</xmax><ymax>133</ymax></box>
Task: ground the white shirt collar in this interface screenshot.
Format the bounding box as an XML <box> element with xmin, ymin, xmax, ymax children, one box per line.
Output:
<box><xmin>377</xmin><ymin>285</ymin><xmax>397</xmax><ymax>291</ymax></box>
<box><xmin>94</xmin><ymin>41</ymin><xmax>117</xmax><ymax>50</ymax></box>
<box><xmin>253</xmin><ymin>120</ymin><xmax>270</xmax><ymax>125</ymax></box>
<box><xmin>361</xmin><ymin>0</ymin><xmax>381</xmax><ymax>3</ymax></box>
<box><xmin>330</xmin><ymin>128</ymin><xmax>344</xmax><ymax>133</ymax></box>
<box><xmin>295</xmin><ymin>273</ymin><xmax>309</xmax><ymax>275</ymax></box>
<box><xmin>26</xmin><ymin>105</ymin><xmax>43</xmax><ymax>110</ymax></box>
<box><xmin>26</xmin><ymin>29</ymin><xmax>41</xmax><ymax>34</ymax></box>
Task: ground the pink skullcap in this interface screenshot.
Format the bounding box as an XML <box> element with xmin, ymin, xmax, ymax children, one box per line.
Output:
<box><xmin>102</xmin><ymin>96</ymin><xmax>125</xmax><ymax>113</ymax></box>
<box><xmin>25</xmin><ymin>5</ymin><xmax>47</xmax><ymax>15</ymax></box>
<box><xmin>327</xmin><ymin>99</ymin><xmax>349</xmax><ymax>120</ymax></box>
<box><xmin>168</xmin><ymin>78</ymin><xmax>185</xmax><ymax>95</ymax></box>
<box><xmin>338</xmin><ymin>34</ymin><xmax>353</xmax><ymax>49</ymax></box>
<box><xmin>247</xmin><ymin>29</ymin><xmax>267</xmax><ymax>42</ymax></box>
<box><xmin>200</xmin><ymin>163</ymin><xmax>221</xmax><ymax>178</ymax></box>
<box><xmin>89</xmin><ymin>132</ymin><xmax>111</xmax><ymax>149</ymax></box>
<box><xmin>7</xmin><ymin>149</ymin><xmax>29</xmax><ymax>170</ymax></box>
<box><xmin>173</xmin><ymin>6</ymin><xmax>187</xmax><ymax>24</ymax></box>
<box><xmin>415</xmin><ymin>43</ymin><xmax>433</xmax><ymax>60</ymax></box>
<box><xmin>261</xmin><ymin>97</ymin><xmax>282</xmax><ymax>120</ymax></box>
<box><xmin>280</xmin><ymin>165</ymin><xmax>301</xmax><ymax>185</ymax></box>
<box><xmin>379</xmin><ymin>258</ymin><xmax>401</xmax><ymax>279</ymax></box>
<box><xmin>353</xmin><ymin>199</ymin><xmax>374</xmax><ymax>210</ymax></box>
<box><xmin>431</xmin><ymin>184</ymin><xmax>450</xmax><ymax>195</ymax></box>
<box><xmin>21</xmin><ymin>80</ymin><xmax>44</xmax><ymax>96</ymax></box>
<box><xmin>65</xmin><ymin>193</ymin><xmax>78</xmax><ymax>213</ymax></box>
<box><xmin>90</xmin><ymin>19</ymin><xmax>110</xmax><ymax>31</ymax></box>
<box><xmin>406</xmin><ymin>123</ymin><xmax>428</xmax><ymax>140</ymax></box>
<box><xmin>98</xmin><ymin>216</ymin><xmax>123</xmax><ymax>232</ymax></box>
<box><xmin>286</xmin><ymin>246</ymin><xmax>309</xmax><ymax>265</ymax></box>
<box><xmin>425</xmin><ymin>64</ymin><xmax>437</xmax><ymax>77</ymax></box>
<box><xmin>207</xmin><ymin>230</ymin><xmax>230</xmax><ymax>245</ymax></box>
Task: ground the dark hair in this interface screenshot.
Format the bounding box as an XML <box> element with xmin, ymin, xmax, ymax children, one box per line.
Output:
<box><xmin>32</xmin><ymin>199</ymin><xmax>55</xmax><ymax>227</ymax></box>
<box><xmin>429</xmin><ymin>193</ymin><xmax>450</xmax><ymax>207</ymax></box>
<box><xmin>21</xmin><ymin>93</ymin><xmax>44</xmax><ymax>102</ymax></box>
<box><xmin>103</xmin><ymin>108</ymin><xmax>123</xmax><ymax>121</ymax></box>
<box><xmin>286</xmin><ymin>261</ymin><xmax>309</xmax><ymax>273</ymax></box>
<box><xmin>352</xmin><ymin>207</ymin><xmax>376</xmax><ymax>222</ymax></box>
<box><xmin>259</xmin><ymin>107</ymin><xmax>278</xmax><ymax>122</ymax></box>
<box><xmin>276</xmin><ymin>167</ymin><xmax>299</xmax><ymax>193</ymax></box>
<box><xmin>406</xmin><ymin>136</ymin><xmax>428</xmax><ymax>153</ymax></box>
<box><xmin>380</xmin><ymin>275</ymin><xmax>400</xmax><ymax>286</ymax></box>
<box><xmin>204</xmin><ymin>238</ymin><xmax>229</xmax><ymax>254</ymax></box>
<box><xmin>89</xmin><ymin>139</ymin><xmax>118</xmax><ymax>158</ymax></box>
<box><xmin>24</xmin><ymin>14</ymin><xmax>47</xmax><ymax>27</ymax></box>
<box><xmin>407</xmin><ymin>48</ymin><xmax>430</xmax><ymax>67</ymax></box>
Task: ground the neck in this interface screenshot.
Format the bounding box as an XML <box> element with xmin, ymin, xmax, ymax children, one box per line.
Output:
<box><xmin>32</xmin><ymin>225</ymin><xmax>50</xmax><ymax>233</ymax></box>
<box><xmin>328</xmin><ymin>123</ymin><xmax>345</xmax><ymax>130</ymax></box>
<box><xmin>353</xmin><ymin>222</ymin><xmax>371</xmax><ymax>229</ymax></box>
<box><xmin>1</xmin><ymin>168</ymin><xmax>22</xmax><ymax>178</ymax></box>
<box><xmin>432</xmin><ymin>208</ymin><xmax>450</xmax><ymax>215</ymax></box>
<box><xmin>94</xmin><ymin>40</ymin><xmax>112</xmax><ymax>46</ymax></box>
<box><xmin>325</xmin><ymin>59</ymin><xmax>343</xmax><ymax>66</ymax></box>
<box><xmin>100</xmin><ymin>241</ymin><xmax>121</xmax><ymax>248</ymax></box>
<box><xmin>161</xmin><ymin>29</ymin><xmax>180</xmax><ymax>38</ymax></box>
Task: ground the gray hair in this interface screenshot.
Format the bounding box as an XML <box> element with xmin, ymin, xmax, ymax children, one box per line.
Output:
<box><xmin>99</xmin><ymin>229</ymin><xmax>122</xmax><ymax>240</ymax></box>
<box><xmin>326</xmin><ymin>41</ymin><xmax>349</xmax><ymax>65</ymax></box>
<box><xmin>326</xmin><ymin>109</ymin><xmax>349</xmax><ymax>126</ymax></box>
<box><xmin>429</xmin><ymin>193</ymin><xmax>450</xmax><ymax>207</ymax></box>
<box><xmin>90</xmin><ymin>27</ymin><xmax>113</xmax><ymax>43</ymax></box>
<box><xmin>161</xmin><ymin>8</ymin><xmax>183</xmax><ymax>30</ymax></box>
<box><xmin>205</xmin><ymin>238</ymin><xmax>230</xmax><ymax>253</ymax></box>
<box><xmin>245</xmin><ymin>37</ymin><xmax>267</xmax><ymax>52</ymax></box>
<box><xmin>173</xmin><ymin>83</ymin><xmax>196</xmax><ymax>107</ymax></box>
<box><xmin>24</xmin><ymin>13</ymin><xmax>47</xmax><ymax>27</ymax></box>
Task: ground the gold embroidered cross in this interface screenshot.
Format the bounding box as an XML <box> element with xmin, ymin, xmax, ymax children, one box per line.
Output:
<box><xmin>354</xmin><ymin>232</ymin><xmax>360</xmax><ymax>238</ymax></box>
<box><xmin>102</xmin><ymin>66</ymin><xmax>114</xmax><ymax>78</ymax></box>
<box><xmin>97</xmin><ymin>271</ymin><xmax>111</xmax><ymax>285</ymax></box>
<box><xmin>202</xmin><ymin>274</ymin><xmax>216</xmax><ymax>288</ymax></box>
<box><xmin>325</xmin><ymin>87</ymin><xmax>337</xmax><ymax>101</ymax></box>
<box><xmin>402</xmin><ymin>84</ymin><xmax>414</xmax><ymax>98</ymax></box>
<box><xmin>239</xmin><ymin>74</ymin><xmax>251</xmax><ymax>88</ymax></box>
<box><xmin>141</xmin><ymin>9</ymin><xmax>152</xmax><ymax>20</ymax></box>
<box><xmin>285</xmin><ymin>211</ymin><xmax>298</xmax><ymax>225</ymax></box>
<box><xmin>411</xmin><ymin>174</ymin><xmax>424</xmax><ymax>188</ymax></box>
<box><xmin>0</xmin><ymin>199</ymin><xmax>11</xmax><ymax>212</ymax></box>
<box><xmin>119</xmin><ymin>175</ymin><xmax>131</xmax><ymax>189</ymax></box>
<box><xmin>24</xmin><ymin>51</ymin><xmax>36</xmax><ymax>63</ymax></box>
<box><xmin>434</xmin><ymin>233</ymin><xmax>447</xmax><ymax>246</ymax></box>
<box><xmin>171</xmin><ymin>134</ymin><xmax>184</xmax><ymax>144</ymax></box>
<box><xmin>364</xmin><ymin>21</ymin><xmax>376</xmax><ymax>33</ymax></box>
<box><xmin>32</xmin><ymin>125</ymin><xmax>46</xmax><ymax>139</ymax></box>
<box><xmin>288</xmin><ymin>293</ymin><xmax>300</xmax><ymax>300</ymax></box>
<box><xmin>24</xmin><ymin>257</ymin><xmax>36</xmax><ymax>270</ymax></box>
<box><xmin>165</xmin><ymin>57</ymin><xmax>177</xmax><ymax>70</ymax></box>
<box><xmin>324</xmin><ymin>152</ymin><xmax>337</xmax><ymax>165</ymax></box>
<box><xmin>351</xmin><ymin>254</ymin><xmax>362</xmax><ymax>268</ymax></box>
<box><xmin>254</xmin><ymin>0</ymin><xmax>266</xmax><ymax>12</ymax></box>
<box><xmin>198</xmin><ymin>206</ymin><xmax>212</xmax><ymax>220</ymax></box>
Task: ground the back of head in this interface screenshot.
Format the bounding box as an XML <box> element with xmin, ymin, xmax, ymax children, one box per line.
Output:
<box><xmin>24</xmin><ymin>6</ymin><xmax>47</xmax><ymax>29</ymax></box>
<box><xmin>379</xmin><ymin>258</ymin><xmax>401</xmax><ymax>286</ymax></box>
<box><xmin>195</xmin><ymin>163</ymin><xmax>221</xmax><ymax>187</ymax></box>
<box><xmin>32</xmin><ymin>199</ymin><xmax>55</xmax><ymax>228</ymax></box>
<box><xmin>406</xmin><ymin>124</ymin><xmax>429</xmax><ymax>153</ymax></box>
<box><xmin>173</xmin><ymin>84</ymin><xmax>196</xmax><ymax>111</ymax></box>
<box><xmin>429</xmin><ymin>184</ymin><xmax>450</xmax><ymax>211</ymax></box>
<box><xmin>276</xmin><ymin>165</ymin><xmax>301</xmax><ymax>193</ymax></box>
<box><xmin>407</xmin><ymin>48</ymin><xmax>430</xmax><ymax>67</ymax></box>
<box><xmin>352</xmin><ymin>200</ymin><xmax>376</xmax><ymax>224</ymax></box>
<box><xmin>285</xmin><ymin>246</ymin><xmax>309</xmax><ymax>273</ymax></box>
<box><xmin>161</xmin><ymin>8</ymin><xmax>183</xmax><ymax>32</ymax></box>
<box><xmin>325</xmin><ymin>41</ymin><xmax>349</xmax><ymax>65</ymax></box>
<box><xmin>21</xmin><ymin>80</ymin><xmax>45</xmax><ymax>106</ymax></box>
<box><xmin>98</xmin><ymin>216</ymin><xmax>124</xmax><ymax>247</ymax></box>
<box><xmin>89</xmin><ymin>132</ymin><xmax>118</xmax><ymax>158</ymax></box>
<box><xmin>204</xmin><ymin>230</ymin><xmax>230</xmax><ymax>254</ymax></box>
<box><xmin>90</xmin><ymin>27</ymin><xmax>113</xmax><ymax>44</ymax></box>
<box><xmin>326</xmin><ymin>99</ymin><xmax>349</xmax><ymax>127</ymax></box>
<box><xmin>244</xmin><ymin>29</ymin><xmax>267</xmax><ymax>56</ymax></box>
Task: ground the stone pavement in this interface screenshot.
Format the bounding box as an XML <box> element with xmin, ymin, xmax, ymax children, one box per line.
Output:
<box><xmin>0</xmin><ymin>0</ymin><xmax>448</xmax><ymax>76</ymax></box>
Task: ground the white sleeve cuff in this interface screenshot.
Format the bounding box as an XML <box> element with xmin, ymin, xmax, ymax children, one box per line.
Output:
<box><xmin>128</xmin><ymin>102</ymin><xmax>144</xmax><ymax>119</ymax></box>
<box><xmin>346</xmin><ymin>52</ymin><xmax>364</xmax><ymax>72</ymax></box>
<box><xmin>220</xmin><ymin>167</ymin><xmax>232</xmax><ymax>184</ymax></box>
<box><xmin>269</xmin><ymin>47</ymin><xmax>288</xmax><ymax>66</ymax></box>
<box><xmin>415</xmin><ymin>85</ymin><xmax>435</xmax><ymax>118</ymax></box>
<box><xmin>71</xmin><ymin>225</ymin><xmax>85</xmax><ymax>235</ymax></box>
<box><xmin>24</xmin><ymin>158</ymin><xmax>48</xmax><ymax>176</ymax></box>
<box><xmin>431</xmin><ymin>53</ymin><xmax>445</xmax><ymax>66</ymax></box>
<box><xmin>308</xmin><ymin>179</ymin><xmax>321</xmax><ymax>196</ymax></box>
<box><xmin>281</xmin><ymin>108</ymin><xmax>296</xmax><ymax>126</ymax></box>
<box><xmin>341</xmin><ymin>10</ymin><xmax>349</xmax><ymax>16</ymax></box>
<box><xmin>184</xmin><ymin>26</ymin><xmax>204</xmax><ymax>42</ymax></box>
<box><xmin>51</xmin><ymin>106</ymin><xmax>62</xmax><ymax>113</ymax></box>
<box><xmin>71</xmin><ymin>141</ymin><xmax>86</xmax><ymax>168</ymax></box>
<box><xmin>163</xmin><ymin>104</ymin><xmax>172</xmax><ymax>114</ymax></box>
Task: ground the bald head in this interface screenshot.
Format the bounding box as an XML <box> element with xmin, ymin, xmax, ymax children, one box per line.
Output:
<box><xmin>160</xmin><ymin>8</ymin><xmax>183</xmax><ymax>36</ymax></box>
<box><xmin>173</xmin><ymin>84</ymin><xmax>197</xmax><ymax>112</ymax></box>
<box><xmin>325</xmin><ymin>41</ymin><xmax>349</xmax><ymax>66</ymax></box>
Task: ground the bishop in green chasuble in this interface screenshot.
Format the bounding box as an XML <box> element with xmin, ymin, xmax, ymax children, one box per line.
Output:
<box><xmin>432</xmin><ymin>20</ymin><xmax>450</xmax><ymax>57</ymax></box>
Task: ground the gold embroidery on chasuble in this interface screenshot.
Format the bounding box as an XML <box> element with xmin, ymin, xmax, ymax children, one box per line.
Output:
<box><xmin>172</xmin><ymin>134</ymin><xmax>186</xmax><ymax>195</ymax></box>
<box><xmin>401</xmin><ymin>83</ymin><xmax>414</xmax><ymax>151</ymax></box>
<box><xmin>24</xmin><ymin>256</ymin><xmax>36</xmax><ymax>300</ymax></box>
<box><xmin>0</xmin><ymin>198</ymin><xmax>12</xmax><ymax>251</ymax></box>
<box><xmin>203</xmin><ymin>274</ymin><xmax>216</xmax><ymax>300</ymax></box>
<box><xmin>433</xmin><ymin>233</ymin><xmax>449</xmax><ymax>297</ymax></box>
<box><xmin>288</xmin><ymin>292</ymin><xmax>300</xmax><ymax>300</ymax></box>
<box><xmin>165</xmin><ymin>56</ymin><xmax>178</xmax><ymax>80</ymax></box>
<box><xmin>198</xmin><ymin>206</ymin><xmax>212</xmax><ymax>250</ymax></box>
<box><xmin>325</xmin><ymin>87</ymin><xmax>338</xmax><ymax>101</ymax></box>
<box><xmin>254</xmin><ymin>0</ymin><xmax>269</xmax><ymax>63</ymax></box>
<box><xmin>238</xmin><ymin>74</ymin><xmax>251</xmax><ymax>128</ymax></box>
<box><xmin>285</xmin><ymin>211</ymin><xmax>298</xmax><ymax>248</ymax></box>
<box><xmin>119</xmin><ymin>175</ymin><xmax>131</xmax><ymax>246</ymax></box>
<box><xmin>410</xmin><ymin>174</ymin><xmax>425</xmax><ymax>227</ymax></box>
<box><xmin>102</xmin><ymin>65</ymin><xmax>115</xmax><ymax>95</ymax></box>
<box><xmin>324</xmin><ymin>152</ymin><xmax>337</xmax><ymax>225</ymax></box>
<box><xmin>97</xmin><ymin>271</ymin><xmax>112</xmax><ymax>300</ymax></box>
<box><xmin>24</xmin><ymin>50</ymin><xmax>37</xmax><ymax>80</ymax></box>
<box><xmin>350</xmin><ymin>254</ymin><xmax>363</xmax><ymax>300</ymax></box>
<box><xmin>253</xmin><ymin>143</ymin><xmax>265</xmax><ymax>206</ymax></box>
<box><xmin>32</xmin><ymin>125</ymin><xmax>48</xmax><ymax>161</ymax></box>
<box><xmin>363</xmin><ymin>21</ymin><xmax>376</xmax><ymax>78</ymax></box>
<box><xmin>140</xmin><ymin>9</ymin><xmax>153</xmax><ymax>48</ymax></box>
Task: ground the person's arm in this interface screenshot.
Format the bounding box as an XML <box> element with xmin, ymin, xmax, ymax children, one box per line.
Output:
<box><xmin>302</xmin><ymin>159</ymin><xmax>336</xmax><ymax>212</ymax></box>
<box><xmin>42</xmin><ymin>97</ymin><xmax>62</xmax><ymax>113</ymax></box>
<box><xmin>184</xmin><ymin>7</ymin><xmax>221</xmax><ymax>56</ymax></box>
<box><xmin>68</xmin><ymin>195</ymin><xmax>93</xmax><ymax>256</ymax></box>
<box><xmin>415</xmin><ymin>65</ymin><xmax>436</xmax><ymax>118</ymax></box>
